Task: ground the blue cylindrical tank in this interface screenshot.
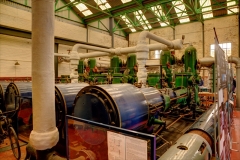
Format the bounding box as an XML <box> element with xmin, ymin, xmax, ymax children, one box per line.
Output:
<box><xmin>4</xmin><ymin>82</ymin><xmax>89</xmax><ymax>129</ymax></box>
<box><xmin>139</xmin><ymin>87</ymin><xmax>163</xmax><ymax>105</ymax></box>
<box><xmin>5</xmin><ymin>82</ymin><xmax>32</xmax><ymax>111</ymax></box>
<box><xmin>55</xmin><ymin>83</ymin><xmax>89</xmax><ymax>128</ymax></box>
<box><xmin>73</xmin><ymin>83</ymin><xmax>149</xmax><ymax>130</ymax></box>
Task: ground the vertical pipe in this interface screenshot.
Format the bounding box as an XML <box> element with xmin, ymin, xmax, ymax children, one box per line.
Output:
<box><xmin>109</xmin><ymin>17</ymin><xmax>114</xmax><ymax>48</ymax></box>
<box><xmin>54</xmin><ymin>43</ymin><xmax>59</xmax><ymax>78</ymax></box>
<box><xmin>202</xmin><ymin>23</ymin><xmax>205</xmax><ymax>79</ymax></box>
<box><xmin>173</xmin><ymin>27</ymin><xmax>175</xmax><ymax>39</ymax></box>
<box><xmin>30</xmin><ymin>0</ymin><xmax>59</xmax><ymax>153</ymax></box>
<box><xmin>86</xmin><ymin>24</ymin><xmax>89</xmax><ymax>53</ymax></box>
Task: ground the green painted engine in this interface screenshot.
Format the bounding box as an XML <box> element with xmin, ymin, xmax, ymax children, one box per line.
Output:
<box><xmin>147</xmin><ymin>50</ymin><xmax>176</xmax><ymax>88</ymax></box>
<box><xmin>78</xmin><ymin>58</ymin><xmax>107</xmax><ymax>84</ymax></box>
<box><xmin>175</xmin><ymin>45</ymin><xmax>201</xmax><ymax>106</ymax></box>
<box><xmin>78</xmin><ymin>54</ymin><xmax>138</xmax><ymax>84</ymax></box>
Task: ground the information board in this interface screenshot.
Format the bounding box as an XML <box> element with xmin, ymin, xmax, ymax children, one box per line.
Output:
<box><xmin>65</xmin><ymin>115</ymin><xmax>156</xmax><ymax>160</ymax></box>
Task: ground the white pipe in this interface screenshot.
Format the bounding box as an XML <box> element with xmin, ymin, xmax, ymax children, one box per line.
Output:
<box><xmin>72</xmin><ymin>44</ymin><xmax>110</xmax><ymax>53</ymax></box>
<box><xmin>199</xmin><ymin>56</ymin><xmax>240</xmax><ymax>109</ymax></box>
<box><xmin>199</xmin><ymin>56</ymin><xmax>215</xmax><ymax>67</ymax></box>
<box><xmin>69</xmin><ymin>31</ymin><xmax>183</xmax><ymax>83</ymax></box>
<box><xmin>54</xmin><ymin>53</ymin><xmax>70</xmax><ymax>57</ymax></box>
<box><xmin>228</xmin><ymin>56</ymin><xmax>240</xmax><ymax>109</ymax></box>
<box><xmin>135</xmin><ymin>31</ymin><xmax>183</xmax><ymax>84</ymax></box>
<box><xmin>30</xmin><ymin>0</ymin><xmax>58</xmax><ymax>151</ymax></box>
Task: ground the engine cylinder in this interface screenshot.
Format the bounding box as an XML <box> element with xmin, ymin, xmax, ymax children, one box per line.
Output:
<box><xmin>73</xmin><ymin>83</ymin><xmax>149</xmax><ymax>130</ymax></box>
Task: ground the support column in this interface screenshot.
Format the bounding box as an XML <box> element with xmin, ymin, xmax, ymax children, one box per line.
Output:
<box><xmin>30</xmin><ymin>0</ymin><xmax>59</xmax><ymax>154</ymax></box>
<box><xmin>54</xmin><ymin>43</ymin><xmax>59</xmax><ymax>79</ymax></box>
<box><xmin>109</xmin><ymin>17</ymin><xmax>114</xmax><ymax>48</ymax></box>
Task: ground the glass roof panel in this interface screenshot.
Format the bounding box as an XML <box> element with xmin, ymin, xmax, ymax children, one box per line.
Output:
<box><xmin>151</xmin><ymin>5</ymin><xmax>169</xmax><ymax>27</ymax></box>
<box><xmin>227</xmin><ymin>0</ymin><xmax>238</xmax><ymax>14</ymax></box>
<box><xmin>70</xmin><ymin>0</ymin><xmax>93</xmax><ymax>16</ymax></box>
<box><xmin>134</xmin><ymin>10</ymin><xmax>152</xmax><ymax>30</ymax></box>
<box><xmin>94</xmin><ymin>0</ymin><xmax>111</xmax><ymax>10</ymax></box>
<box><xmin>173</xmin><ymin>1</ymin><xmax>190</xmax><ymax>23</ymax></box>
<box><xmin>203</xmin><ymin>13</ymin><xmax>213</xmax><ymax>19</ymax></box>
<box><xmin>121</xmin><ymin>0</ymin><xmax>131</xmax><ymax>3</ymax></box>
<box><xmin>200</xmin><ymin>0</ymin><xmax>213</xmax><ymax>19</ymax></box>
<box><xmin>82</xmin><ymin>10</ymin><xmax>93</xmax><ymax>16</ymax></box>
<box><xmin>120</xmin><ymin>15</ymin><xmax>136</xmax><ymax>32</ymax></box>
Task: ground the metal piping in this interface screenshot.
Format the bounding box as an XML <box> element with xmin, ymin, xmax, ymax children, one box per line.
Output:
<box><xmin>30</xmin><ymin>0</ymin><xmax>59</xmax><ymax>152</ymax></box>
<box><xmin>199</xmin><ymin>56</ymin><xmax>240</xmax><ymax>108</ymax></box>
<box><xmin>135</xmin><ymin>31</ymin><xmax>183</xmax><ymax>84</ymax></box>
<box><xmin>66</xmin><ymin>31</ymin><xmax>183</xmax><ymax>83</ymax></box>
<box><xmin>199</xmin><ymin>56</ymin><xmax>214</xmax><ymax>67</ymax></box>
<box><xmin>228</xmin><ymin>56</ymin><xmax>240</xmax><ymax>108</ymax></box>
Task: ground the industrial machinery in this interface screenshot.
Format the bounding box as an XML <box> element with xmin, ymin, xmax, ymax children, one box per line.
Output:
<box><xmin>147</xmin><ymin>50</ymin><xmax>177</xmax><ymax>88</ymax></box>
<box><xmin>78</xmin><ymin>54</ymin><xmax>138</xmax><ymax>85</ymax></box>
<box><xmin>78</xmin><ymin>58</ymin><xmax>108</xmax><ymax>84</ymax></box>
<box><xmin>73</xmin><ymin>83</ymin><xmax>197</xmax><ymax>132</ymax></box>
<box><xmin>158</xmin><ymin>103</ymin><xmax>217</xmax><ymax>160</ymax></box>
<box><xmin>3</xmin><ymin>82</ymin><xmax>88</xmax><ymax>139</ymax></box>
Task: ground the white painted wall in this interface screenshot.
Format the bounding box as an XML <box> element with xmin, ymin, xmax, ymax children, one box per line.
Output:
<box><xmin>175</xmin><ymin>22</ymin><xmax>203</xmax><ymax>59</ymax></box>
<box><xmin>88</xmin><ymin>27</ymin><xmax>112</xmax><ymax>48</ymax></box>
<box><xmin>0</xmin><ymin>34</ymin><xmax>31</xmax><ymax>77</ymax></box>
<box><xmin>204</xmin><ymin>15</ymin><xmax>239</xmax><ymax>57</ymax></box>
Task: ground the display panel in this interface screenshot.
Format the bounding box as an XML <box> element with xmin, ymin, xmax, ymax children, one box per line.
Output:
<box><xmin>66</xmin><ymin>115</ymin><xmax>156</xmax><ymax>160</ymax></box>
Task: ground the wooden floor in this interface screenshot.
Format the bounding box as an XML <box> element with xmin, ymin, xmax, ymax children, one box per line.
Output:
<box><xmin>0</xmin><ymin>110</ymin><xmax>240</xmax><ymax>160</ymax></box>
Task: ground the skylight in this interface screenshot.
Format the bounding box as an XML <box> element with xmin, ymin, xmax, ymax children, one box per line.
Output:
<box><xmin>227</xmin><ymin>0</ymin><xmax>238</xmax><ymax>14</ymax></box>
<box><xmin>120</xmin><ymin>15</ymin><xmax>136</xmax><ymax>32</ymax></box>
<box><xmin>121</xmin><ymin>0</ymin><xmax>131</xmax><ymax>3</ymax></box>
<box><xmin>94</xmin><ymin>0</ymin><xmax>111</xmax><ymax>10</ymax></box>
<box><xmin>70</xmin><ymin>0</ymin><xmax>93</xmax><ymax>16</ymax></box>
<box><xmin>200</xmin><ymin>0</ymin><xmax>213</xmax><ymax>19</ymax></box>
<box><xmin>134</xmin><ymin>10</ymin><xmax>152</xmax><ymax>30</ymax></box>
<box><xmin>173</xmin><ymin>1</ymin><xmax>190</xmax><ymax>23</ymax></box>
<box><xmin>151</xmin><ymin>5</ymin><xmax>169</xmax><ymax>27</ymax></box>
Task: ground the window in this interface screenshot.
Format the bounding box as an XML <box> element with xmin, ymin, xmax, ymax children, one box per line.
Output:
<box><xmin>210</xmin><ymin>43</ymin><xmax>231</xmax><ymax>57</ymax></box>
<box><xmin>155</xmin><ymin>50</ymin><xmax>162</xmax><ymax>59</ymax></box>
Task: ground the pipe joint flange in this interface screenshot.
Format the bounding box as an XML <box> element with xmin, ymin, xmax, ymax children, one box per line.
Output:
<box><xmin>172</xmin><ymin>39</ymin><xmax>183</xmax><ymax>50</ymax></box>
<box><xmin>136</xmin><ymin>43</ymin><xmax>149</xmax><ymax>53</ymax></box>
<box><xmin>29</xmin><ymin>128</ymin><xmax>59</xmax><ymax>150</ymax></box>
<box><xmin>114</xmin><ymin>48</ymin><xmax>122</xmax><ymax>56</ymax></box>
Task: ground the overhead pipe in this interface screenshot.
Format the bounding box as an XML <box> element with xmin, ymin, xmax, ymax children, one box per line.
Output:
<box><xmin>199</xmin><ymin>56</ymin><xmax>240</xmax><ymax>108</ymax></box>
<box><xmin>228</xmin><ymin>56</ymin><xmax>240</xmax><ymax>108</ymax></box>
<box><xmin>199</xmin><ymin>56</ymin><xmax>214</xmax><ymax>67</ymax></box>
<box><xmin>135</xmin><ymin>31</ymin><xmax>183</xmax><ymax>84</ymax></box>
<box><xmin>67</xmin><ymin>31</ymin><xmax>183</xmax><ymax>83</ymax></box>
